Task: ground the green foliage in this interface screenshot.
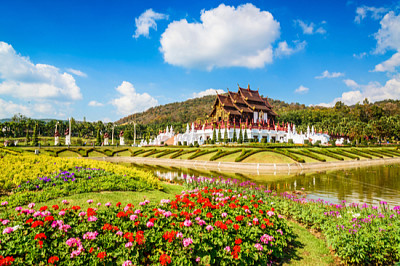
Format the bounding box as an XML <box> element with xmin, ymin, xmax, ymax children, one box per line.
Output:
<box><xmin>96</xmin><ymin>129</ymin><xmax>101</xmax><ymax>146</ymax></box>
<box><xmin>243</xmin><ymin>129</ymin><xmax>248</xmax><ymax>143</ymax></box>
<box><xmin>232</xmin><ymin>129</ymin><xmax>237</xmax><ymax>142</ymax></box>
<box><xmin>223</xmin><ymin>127</ymin><xmax>228</xmax><ymax>144</ymax></box>
<box><xmin>187</xmin><ymin>149</ymin><xmax>217</xmax><ymax>160</ymax></box>
<box><xmin>238</xmin><ymin>128</ymin><xmax>243</xmax><ymax>143</ymax></box>
<box><xmin>272</xmin><ymin>149</ymin><xmax>305</xmax><ymax>163</ymax></box>
<box><xmin>212</xmin><ymin>128</ymin><xmax>217</xmax><ymax>141</ymax></box>
<box><xmin>290</xmin><ymin>149</ymin><xmax>326</xmax><ymax>162</ymax></box>
<box><xmin>235</xmin><ymin>149</ymin><xmax>265</xmax><ymax>162</ymax></box>
<box><xmin>209</xmin><ymin>149</ymin><xmax>242</xmax><ymax>161</ymax></box>
<box><xmin>32</xmin><ymin>123</ymin><xmax>38</xmax><ymax>146</ymax></box>
<box><xmin>217</xmin><ymin>128</ymin><xmax>222</xmax><ymax>143</ymax></box>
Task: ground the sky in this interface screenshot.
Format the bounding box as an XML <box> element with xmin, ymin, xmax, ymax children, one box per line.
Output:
<box><xmin>1</xmin><ymin>0</ymin><xmax>400</xmax><ymax>122</ymax></box>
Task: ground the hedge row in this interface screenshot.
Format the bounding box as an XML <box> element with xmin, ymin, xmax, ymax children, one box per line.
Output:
<box><xmin>346</xmin><ymin>149</ymin><xmax>372</xmax><ymax>159</ymax></box>
<box><xmin>187</xmin><ymin>149</ymin><xmax>218</xmax><ymax>160</ymax></box>
<box><xmin>330</xmin><ymin>149</ymin><xmax>359</xmax><ymax>160</ymax></box>
<box><xmin>130</xmin><ymin>149</ymin><xmax>147</xmax><ymax>157</ymax></box>
<box><xmin>354</xmin><ymin>149</ymin><xmax>383</xmax><ymax>158</ymax></box>
<box><xmin>290</xmin><ymin>149</ymin><xmax>326</xmax><ymax>162</ymax></box>
<box><xmin>234</xmin><ymin>149</ymin><xmax>265</xmax><ymax>162</ymax></box>
<box><xmin>308</xmin><ymin>149</ymin><xmax>344</xmax><ymax>160</ymax></box>
<box><xmin>155</xmin><ymin>149</ymin><xmax>179</xmax><ymax>158</ymax></box>
<box><xmin>142</xmin><ymin>149</ymin><xmax>162</xmax><ymax>157</ymax></box>
<box><xmin>273</xmin><ymin>149</ymin><xmax>305</xmax><ymax>163</ymax></box>
<box><xmin>209</xmin><ymin>149</ymin><xmax>242</xmax><ymax>161</ymax></box>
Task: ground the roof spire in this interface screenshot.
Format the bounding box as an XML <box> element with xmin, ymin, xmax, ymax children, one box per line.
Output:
<box><xmin>247</xmin><ymin>84</ymin><xmax>250</xmax><ymax>90</ymax></box>
<box><xmin>215</xmin><ymin>90</ymin><xmax>219</xmax><ymax>95</ymax></box>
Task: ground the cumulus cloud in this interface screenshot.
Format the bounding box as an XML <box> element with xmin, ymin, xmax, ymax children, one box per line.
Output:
<box><xmin>295</xmin><ymin>85</ymin><xmax>309</xmax><ymax>94</ymax></box>
<box><xmin>294</xmin><ymin>19</ymin><xmax>326</xmax><ymax>35</ymax></box>
<box><xmin>374</xmin><ymin>11</ymin><xmax>400</xmax><ymax>54</ymax></box>
<box><xmin>374</xmin><ymin>52</ymin><xmax>400</xmax><ymax>72</ymax></box>
<box><xmin>315</xmin><ymin>70</ymin><xmax>344</xmax><ymax>79</ymax></box>
<box><xmin>317</xmin><ymin>75</ymin><xmax>400</xmax><ymax>106</ymax></box>
<box><xmin>354</xmin><ymin>6</ymin><xmax>388</xmax><ymax>23</ymax></box>
<box><xmin>88</xmin><ymin>100</ymin><xmax>104</xmax><ymax>107</ymax></box>
<box><xmin>111</xmin><ymin>81</ymin><xmax>158</xmax><ymax>115</ymax></box>
<box><xmin>133</xmin><ymin>9</ymin><xmax>168</xmax><ymax>39</ymax></box>
<box><xmin>0</xmin><ymin>42</ymin><xmax>82</xmax><ymax>100</ymax></box>
<box><xmin>343</xmin><ymin>79</ymin><xmax>359</xmax><ymax>89</ymax></box>
<box><xmin>274</xmin><ymin>41</ymin><xmax>306</xmax><ymax>57</ymax></box>
<box><xmin>66</xmin><ymin>68</ymin><xmax>87</xmax><ymax>77</ymax></box>
<box><xmin>191</xmin><ymin>88</ymin><xmax>225</xmax><ymax>99</ymax></box>
<box><xmin>160</xmin><ymin>3</ymin><xmax>280</xmax><ymax>70</ymax></box>
<box><xmin>0</xmin><ymin>98</ymin><xmax>32</xmax><ymax>118</ymax></box>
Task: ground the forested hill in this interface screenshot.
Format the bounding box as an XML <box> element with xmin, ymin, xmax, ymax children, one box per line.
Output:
<box><xmin>115</xmin><ymin>95</ymin><xmax>217</xmax><ymax>125</ymax></box>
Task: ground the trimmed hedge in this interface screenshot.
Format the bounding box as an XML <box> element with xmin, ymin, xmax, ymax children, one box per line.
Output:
<box><xmin>142</xmin><ymin>149</ymin><xmax>163</xmax><ymax>157</ymax></box>
<box><xmin>155</xmin><ymin>149</ymin><xmax>179</xmax><ymax>158</ymax></box>
<box><xmin>272</xmin><ymin>149</ymin><xmax>305</xmax><ymax>163</ymax></box>
<box><xmin>308</xmin><ymin>149</ymin><xmax>344</xmax><ymax>160</ymax></box>
<box><xmin>330</xmin><ymin>149</ymin><xmax>359</xmax><ymax>160</ymax></box>
<box><xmin>187</xmin><ymin>149</ymin><xmax>218</xmax><ymax>160</ymax></box>
<box><xmin>345</xmin><ymin>149</ymin><xmax>372</xmax><ymax>159</ymax></box>
<box><xmin>209</xmin><ymin>149</ymin><xmax>242</xmax><ymax>161</ymax></box>
<box><xmin>290</xmin><ymin>149</ymin><xmax>326</xmax><ymax>162</ymax></box>
<box><xmin>234</xmin><ymin>149</ymin><xmax>265</xmax><ymax>162</ymax></box>
<box><xmin>355</xmin><ymin>149</ymin><xmax>383</xmax><ymax>158</ymax></box>
<box><xmin>130</xmin><ymin>149</ymin><xmax>147</xmax><ymax>157</ymax></box>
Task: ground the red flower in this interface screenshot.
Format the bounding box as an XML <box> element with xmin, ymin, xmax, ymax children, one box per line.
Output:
<box><xmin>39</xmin><ymin>206</ymin><xmax>48</xmax><ymax>211</ymax></box>
<box><xmin>117</xmin><ymin>211</ymin><xmax>127</xmax><ymax>218</ymax></box>
<box><xmin>72</xmin><ymin>205</ymin><xmax>81</xmax><ymax>211</ymax></box>
<box><xmin>0</xmin><ymin>255</ymin><xmax>15</xmax><ymax>265</ymax></box>
<box><xmin>31</xmin><ymin>221</ymin><xmax>44</xmax><ymax>228</ymax></box>
<box><xmin>45</xmin><ymin>216</ymin><xmax>54</xmax><ymax>222</ymax></box>
<box><xmin>87</xmin><ymin>208</ymin><xmax>97</xmax><ymax>217</ymax></box>
<box><xmin>124</xmin><ymin>232</ymin><xmax>134</xmax><ymax>242</ymax></box>
<box><xmin>259</xmin><ymin>210</ymin><xmax>264</xmax><ymax>214</ymax></box>
<box><xmin>89</xmin><ymin>247</ymin><xmax>94</xmax><ymax>253</ymax></box>
<box><xmin>116</xmin><ymin>202</ymin><xmax>121</xmax><ymax>207</ymax></box>
<box><xmin>206</xmin><ymin>212</ymin><xmax>213</xmax><ymax>218</ymax></box>
<box><xmin>48</xmin><ymin>256</ymin><xmax>59</xmax><ymax>264</ymax></box>
<box><xmin>162</xmin><ymin>231</ymin><xmax>176</xmax><ymax>243</ymax></box>
<box><xmin>38</xmin><ymin>240</ymin><xmax>43</xmax><ymax>248</ymax></box>
<box><xmin>34</xmin><ymin>233</ymin><xmax>47</xmax><ymax>240</ymax></box>
<box><xmin>52</xmin><ymin>205</ymin><xmax>59</xmax><ymax>210</ymax></box>
<box><xmin>233</xmin><ymin>224</ymin><xmax>240</xmax><ymax>230</ymax></box>
<box><xmin>136</xmin><ymin>231</ymin><xmax>145</xmax><ymax>245</ymax></box>
<box><xmin>25</xmin><ymin>218</ymin><xmax>33</xmax><ymax>224</ymax></box>
<box><xmin>97</xmin><ymin>252</ymin><xmax>107</xmax><ymax>259</ymax></box>
<box><xmin>235</xmin><ymin>215</ymin><xmax>244</xmax><ymax>222</ymax></box>
<box><xmin>235</xmin><ymin>239</ymin><xmax>242</xmax><ymax>245</ymax></box>
<box><xmin>253</xmin><ymin>204</ymin><xmax>258</xmax><ymax>209</ymax></box>
<box><xmin>160</xmin><ymin>253</ymin><xmax>172</xmax><ymax>265</ymax></box>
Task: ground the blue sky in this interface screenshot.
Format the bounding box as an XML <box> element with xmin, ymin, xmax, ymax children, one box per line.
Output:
<box><xmin>0</xmin><ymin>0</ymin><xmax>399</xmax><ymax>121</ymax></box>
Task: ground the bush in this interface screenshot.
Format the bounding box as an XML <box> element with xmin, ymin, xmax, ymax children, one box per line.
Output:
<box><xmin>178</xmin><ymin>141</ymin><xmax>182</xmax><ymax>146</ymax></box>
<box><xmin>183</xmin><ymin>141</ymin><xmax>188</xmax><ymax>146</ymax></box>
<box><xmin>76</xmin><ymin>138</ymin><xmax>83</xmax><ymax>146</ymax></box>
<box><xmin>288</xmin><ymin>139</ymin><xmax>294</xmax><ymax>144</ymax></box>
<box><xmin>304</xmin><ymin>139</ymin><xmax>309</xmax><ymax>145</ymax></box>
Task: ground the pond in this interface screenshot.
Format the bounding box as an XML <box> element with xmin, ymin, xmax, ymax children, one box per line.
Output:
<box><xmin>130</xmin><ymin>163</ymin><xmax>400</xmax><ymax>207</ymax></box>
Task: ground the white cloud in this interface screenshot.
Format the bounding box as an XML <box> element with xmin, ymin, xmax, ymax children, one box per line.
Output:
<box><xmin>318</xmin><ymin>75</ymin><xmax>400</xmax><ymax>106</ymax></box>
<box><xmin>88</xmin><ymin>100</ymin><xmax>104</xmax><ymax>107</ymax></box>
<box><xmin>191</xmin><ymin>88</ymin><xmax>224</xmax><ymax>99</ymax></box>
<box><xmin>374</xmin><ymin>11</ymin><xmax>400</xmax><ymax>54</ymax></box>
<box><xmin>0</xmin><ymin>98</ymin><xmax>32</xmax><ymax>118</ymax></box>
<box><xmin>111</xmin><ymin>81</ymin><xmax>158</xmax><ymax>115</ymax></box>
<box><xmin>275</xmin><ymin>41</ymin><xmax>306</xmax><ymax>57</ymax></box>
<box><xmin>374</xmin><ymin>52</ymin><xmax>400</xmax><ymax>72</ymax></box>
<box><xmin>0</xmin><ymin>42</ymin><xmax>82</xmax><ymax>100</ymax></box>
<box><xmin>133</xmin><ymin>9</ymin><xmax>168</xmax><ymax>39</ymax></box>
<box><xmin>295</xmin><ymin>85</ymin><xmax>309</xmax><ymax>94</ymax></box>
<box><xmin>66</xmin><ymin>68</ymin><xmax>87</xmax><ymax>77</ymax></box>
<box><xmin>160</xmin><ymin>3</ymin><xmax>280</xmax><ymax>70</ymax></box>
<box><xmin>343</xmin><ymin>79</ymin><xmax>359</xmax><ymax>89</ymax></box>
<box><xmin>294</xmin><ymin>19</ymin><xmax>326</xmax><ymax>35</ymax></box>
<box><xmin>355</xmin><ymin>6</ymin><xmax>388</xmax><ymax>24</ymax></box>
<box><xmin>315</xmin><ymin>70</ymin><xmax>344</xmax><ymax>79</ymax></box>
<box><xmin>353</xmin><ymin>52</ymin><xmax>367</xmax><ymax>59</ymax></box>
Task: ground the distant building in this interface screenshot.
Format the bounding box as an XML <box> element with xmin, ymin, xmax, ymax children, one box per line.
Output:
<box><xmin>210</xmin><ymin>85</ymin><xmax>277</xmax><ymax>124</ymax></box>
<box><xmin>142</xmin><ymin>84</ymin><xmax>331</xmax><ymax>146</ymax></box>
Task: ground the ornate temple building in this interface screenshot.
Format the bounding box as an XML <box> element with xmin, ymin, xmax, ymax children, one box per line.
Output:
<box><xmin>209</xmin><ymin>85</ymin><xmax>277</xmax><ymax>124</ymax></box>
<box><xmin>140</xmin><ymin>84</ymin><xmax>333</xmax><ymax>146</ymax></box>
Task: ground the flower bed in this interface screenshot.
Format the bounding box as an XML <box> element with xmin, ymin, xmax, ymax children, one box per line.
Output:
<box><xmin>0</xmin><ymin>154</ymin><xmax>160</xmax><ymax>190</ymax></box>
<box><xmin>0</xmin><ymin>188</ymin><xmax>293</xmax><ymax>265</ymax></box>
<box><xmin>184</xmin><ymin>176</ymin><xmax>400</xmax><ymax>265</ymax></box>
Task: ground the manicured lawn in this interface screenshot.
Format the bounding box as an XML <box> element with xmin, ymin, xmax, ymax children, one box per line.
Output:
<box><xmin>242</xmin><ymin>151</ymin><xmax>295</xmax><ymax>164</ymax></box>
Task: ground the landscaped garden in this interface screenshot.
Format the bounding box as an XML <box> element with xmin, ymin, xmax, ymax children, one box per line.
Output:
<box><xmin>0</xmin><ymin>152</ymin><xmax>399</xmax><ymax>265</ymax></box>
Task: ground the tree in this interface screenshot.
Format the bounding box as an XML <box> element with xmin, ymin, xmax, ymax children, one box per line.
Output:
<box><xmin>232</xmin><ymin>128</ymin><xmax>237</xmax><ymax>142</ymax></box>
<box><xmin>96</xmin><ymin>129</ymin><xmax>101</xmax><ymax>145</ymax></box>
<box><xmin>212</xmin><ymin>128</ymin><xmax>217</xmax><ymax>141</ymax></box>
<box><xmin>32</xmin><ymin>123</ymin><xmax>38</xmax><ymax>146</ymax></box>
<box><xmin>244</xmin><ymin>127</ymin><xmax>248</xmax><ymax>143</ymax></box>
<box><xmin>217</xmin><ymin>127</ymin><xmax>222</xmax><ymax>143</ymax></box>
<box><xmin>238</xmin><ymin>127</ymin><xmax>243</xmax><ymax>143</ymax></box>
<box><xmin>224</xmin><ymin>127</ymin><xmax>228</xmax><ymax>144</ymax></box>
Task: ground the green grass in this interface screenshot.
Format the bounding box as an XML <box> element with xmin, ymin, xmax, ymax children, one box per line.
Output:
<box><xmin>283</xmin><ymin>221</ymin><xmax>335</xmax><ymax>265</ymax></box>
<box><xmin>242</xmin><ymin>151</ymin><xmax>295</xmax><ymax>163</ymax></box>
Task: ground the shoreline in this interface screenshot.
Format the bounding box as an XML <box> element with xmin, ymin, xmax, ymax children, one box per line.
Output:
<box><xmin>86</xmin><ymin>156</ymin><xmax>400</xmax><ymax>175</ymax></box>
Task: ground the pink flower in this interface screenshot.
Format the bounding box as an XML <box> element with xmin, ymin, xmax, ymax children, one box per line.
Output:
<box><xmin>206</xmin><ymin>225</ymin><xmax>214</xmax><ymax>231</ymax></box>
<box><xmin>79</xmin><ymin>212</ymin><xmax>86</xmax><ymax>217</ymax></box>
<box><xmin>146</xmin><ymin>221</ymin><xmax>154</xmax><ymax>228</ymax></box>
<box><xmin>88</xmin><ymin>216</ymin><xmax>98</xmax><ymax>222</ymax></box>
<box><xmin>221</xmin><ymin>212</ymin><xmax>227</xmax><ymax>218</ymax></box>
<box><xmin>105</xmin><ymin>202</ymin><xmax>112</xmax><ymax>207</ymax></box>
<box><xmin>130</xmin><ymin>215</ymin><xmax>138</xmax><ymax>221</ymax></box>
<box><xmin>61</xmin><ymin>200</ymin><xmax>69</xmax><ymax>205</ymax></box>
<box><xmin>196</xmin><ymin>257</ymin><xmax>201</xmax><ymax>262</ymax></box>
<box><xmin>83</xmin><ymin>231</ymin><xmax>98</xmax><ymax>240</ymax></box>
<box><xmin>163</xmin><ymin>211</ymin><xmax>172</xmax><ymax>218</ymax></box>
<box><xmin>254</xmin><ymin>243</ymin><xmax>263</xmax><ymax>251</ymax></box>
<box><xmin>87</xmin><ymin>199</ymin><xmax>93</xmax><ymax>204</ymax></box>
<box><xmin>58</xmin><ymin>211</ymin><xmax>66</xmax><ymax>216</ymax></box>
<box><xmin>134</xmin><ymin>209</ymin><xmax>141</xmax><ymax>214</ymax></box>
<box><xmin>2</xmin><ymin>220</ymin><xmax>10</xmax><ymax>225</ymax></box>
<box><xmin>267</xmin><ymin>211</ymin><xmax>274</xmax><ymax>217</ymax></box>
<box><xmin>260</xmin><ymin>234</ymin><xmax>275</xmax><ymax>245</ymax></box>
<box><xmin>124</xmin><ymin>206</ymin><xmax>130</xmax><ymax>212</ymax></box>
<box><xmin>1</xmin><ymin>201</ymin><xmax>8</xmax><ymax>206</ymax></box>
<box><xmin>182</xmin><ymin>237</ymin><xmax>193</xmax><ymax>247</ymax></box>
<box><xmin>125</xmin><ymin>242</ymin><xmax>133</xmax><ymax>248</ymax></box>
<box><xmin>184</xmin><ymin>219</ymin><xmax>192</xmax><ymax>227</ymax></box>
<box><xmin>15</xmin><ymin>206</ymin><xmax>22</xmax><ymax>212</ymax></box>
<box><xmin>224</xmin><ymin>246</ymin><xmax>231</xmax><ymax>252</ymax></box>
<box><xmin>176</xmin><ymin>232</ymin><xmax>183</xmax><ymax>238</ymax></box>
<box><xmin>28</xmin><ymin>203</ymin><xmax>35</xmax><ymax>209</ymax></box>
<box><xmin>2</xmin><ymin>227</ymin><xmax>13</xmax><ymax>234</ymax></box>
<box><xmin>116</xmin><ymin>231</ymin><xmax>123</xmax><ymax>236</ymax></box>
<box><xmin>276</xmin><ymin>229</ymin><xmax>283</xmax><ymax>235</ymax></box>
<box><xmin>197</xmin><ymin>220</ymin><xmax>206</xmax><ymax>226</ymax></box>
<box><xmin>253</xmin><ymin>217</ymin><xmax>259</xmax><ymax>223</ymax></box>
<box><xmin>97</xmin><ymin>203</ymin><xmax>101</xmax><ymax>207</ymax></box>
<box><xmin>122</xmin><ymin>260</ymin><xmax>133</xmax><ymax>266</ymax></box>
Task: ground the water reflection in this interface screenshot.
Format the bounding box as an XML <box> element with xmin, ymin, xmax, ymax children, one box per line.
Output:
<box><xmin>130</xmin><ymin>163</ymin><xmax>400</xmax><ymax>206</ymax></box>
